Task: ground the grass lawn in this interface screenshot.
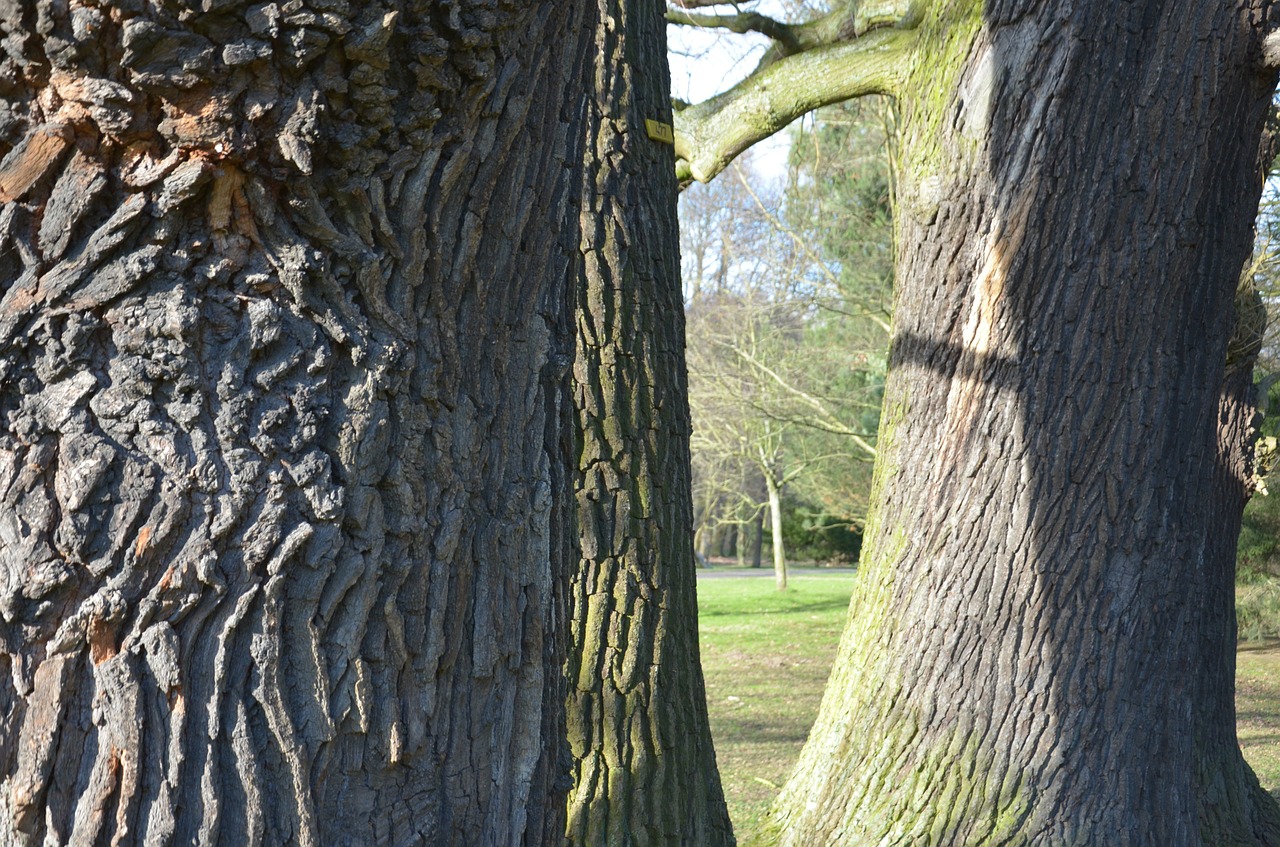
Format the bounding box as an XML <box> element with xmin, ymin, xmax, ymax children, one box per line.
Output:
<box><xmin>697</xmin><ymin>573</ymin><xmax>1280</xmax><ymax>846</ymax></box>
<box><xmin>1239</xmin><ymin>639</ymin><xmax>1280</xmax><ymax>800</ymax></box>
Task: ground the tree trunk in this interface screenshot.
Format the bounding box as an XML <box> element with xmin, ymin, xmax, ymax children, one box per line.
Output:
<box><xmin>700</xmin><ymin>512</ymin><xmax>718</xmax><ymax>562</ymax></box>
<box><xmin>751</xmin><ymin>513</ymin><xmax>764</xmax><ymax>569</ymax></box>
<box><xmin>0</xmin><ymin>3</ymin><xmax>591</xmax><ymax>844</ymax></box>
<box><xmin>736</xmin><ymin>515</ymin><xmax>747</xmax><ymax>569</ymax></box>
<box><xmin>766</xmin><ymin>475</ymin><xmax>786</xmax><ymax>592</ymax></box>
<box><xmin>565</xmin><ymin>0</ymin><xmax>734</xmax><ymax>844</ymax></box>
<box><xmin>775</xmin><ymin>1</ymin><xmax>1280</xmax><ymax>843</ymax></box>
<box><xmin>1196</xmin><ymin>280</ymin><xmax>1280</xmax><ymax>844</ymax></box>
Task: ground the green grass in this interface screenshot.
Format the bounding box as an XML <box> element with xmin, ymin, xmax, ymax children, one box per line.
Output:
<box><xmin>1239</xmin><ymin>640</ymin><xmax>1280</xmax><ymax>801</ymax></box>
<box><xmin>697</xmin><ymin>573</ymin><xmax>1280</xmax><ymax>845</ymax></box>
<box><xmin>697</xmin><ymin>574</ymin><xmax>854</xmax><ymax>846</ymax></box>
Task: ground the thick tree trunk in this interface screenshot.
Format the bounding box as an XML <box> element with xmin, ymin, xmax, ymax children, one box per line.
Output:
<box><xmin>775</xmin><ymin>1</ymin><xmax>1280</xmax><ymax>844</ymax></box>
<box><xmin>565</xmin><ymin>0</ymin><xmax>734</xmax><ymax>844</ymax></box>
<box><xmin>0</xmin><ymin>3</ymin><xmax>590</xmax><ymax>845</ymax></box>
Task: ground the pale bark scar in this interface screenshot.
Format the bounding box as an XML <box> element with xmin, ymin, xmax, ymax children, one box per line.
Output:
<box><xmin>207</xmin><ymin>167</ymin><xmax>238</xmax><ymax>232</ymax></box>
<box><xmin>109</xmin><ymin>748</ymin><xmax>129</xmax><ymax>847</ymax></box>
<box><xmin>12</xmin><ymin>656</ymin><xmax>70</xmax><ymax>833</ymax></box>
<box><xmin>938</xmin><ymin>219</ymin><xmax>1023</xmax><ymax>474</ymax></box>
<box><xmin>134</xmin><ymin>525</ymin><xmax>152</xmax><ymax>559</ymax></box>
<box><xmin>0</xmin><ymin>123</ymin><xmax>74</xmax><ymax>203</ymax></box>
<box><xmin>943</xmin><ymin>236</ymin><xmax>1008</xmax><ymax>433</ymax></box>
<box><xmin>88</xmin><ymin>616</ymin><xmax>118</xmax><ymax>664</ymax></box>
<box><xmin>961</xmin><ymin>239</ymin><xmax>1007</xmax><ymax>357</ymax></box>
<box><xmin>208</xmin><ymin>165</ymin><xmax>261</xmax><ymax>256</ymax></box>
<box><xmin>1</xmin><ymin>282</ymin><xmax>40</xmax><ymax>316</ymax></box>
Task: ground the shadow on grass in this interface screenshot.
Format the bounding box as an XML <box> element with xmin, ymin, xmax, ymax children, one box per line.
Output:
<box><xmin>1241</xmin><ymin>734</ymin><xmax>1280</xmax><ymax>747</ymax></box>
<box><xmin>699</xmin><ymin>597</ymin><xmax>853</xmax><ymax>619</ymax></box>
<box><xmin>709</xmin><ymin>720</ymin><xmax>814</xmax><ymax>746</ymax></box>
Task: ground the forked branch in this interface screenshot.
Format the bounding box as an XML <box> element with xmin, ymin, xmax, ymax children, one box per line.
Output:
<box><xmin>673</xmin><ymin>27</ymin><xmax>915</xmax><ymax>183</ymax></box>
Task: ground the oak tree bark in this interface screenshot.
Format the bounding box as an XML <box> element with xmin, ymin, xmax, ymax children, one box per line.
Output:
<box><xmin>0</xmin><ymin>2</ymin><xmax>590</xmax><ymax>844</ymax></box>
<box><xmin>566</xmin><ymin>0</ymin><xmax>734</xmax><ymax>843</ymax></box>
<box><xmin>769</xmin><ymin>0</ymin><xmax>1280</xmax><ymax>843</ymax></box>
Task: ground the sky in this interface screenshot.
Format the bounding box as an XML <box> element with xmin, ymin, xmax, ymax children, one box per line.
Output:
<box><xmin>666</xmin><ymin>4</ymin><xmax>795</xmax><ymax>184</ymax></box>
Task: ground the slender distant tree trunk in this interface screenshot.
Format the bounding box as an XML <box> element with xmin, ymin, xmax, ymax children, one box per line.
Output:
<box><xmin>700</xmin><ymin>504</ymin><xmax>718</xmax><ymax>562</ymax></box>
<box><xmin>751</xmin><ymin>513</ymin><xmax>764</xmax><ymax>569</ymax></box>
<box><xmin>0</xmin><ymin>3</ymin><xmax>590</xmax><ymax>844</ymax></box>
<box><xmin>775</xmin><ymin>1</ymin><xmax>1280</xmax><ymax>843</ymax></box>
<box><xmin>721</xmin><ymin>524</ymin><xmax>735</xmax><ymax>559</ymax></box>
<box><xmin>765</xmin><ymin>473</ymin><xmax>787</xmax><ymax>591</ymax></box>
<box><xmin>736</xmin><ymin>516</ymin><xmax>747</xmax><ymax>568</ymax></box>
<box><xmin>565</xmin><ymin>0</ymin><xmax>733</xmax><ymax>843</ymax></box>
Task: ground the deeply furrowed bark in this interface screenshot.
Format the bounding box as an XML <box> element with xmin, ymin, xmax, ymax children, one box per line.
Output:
<box><xmin>774</xmin><ymin>0</ymin><xmax>1280</xmax><ymax>844</ymax></box>
<box><xmin>0</xmin><ymin>2</ymin><xmax>591</xmax><ymax>844</ymax></box>
<box><xmin>565</xmin><ymin>0</ymin><xmax>734</xmax><ymax>844</ymax></box>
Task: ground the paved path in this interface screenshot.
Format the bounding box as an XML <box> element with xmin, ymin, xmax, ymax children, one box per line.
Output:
<box><xmin>695</xmin><ymin>566</ymin><xmax>856</xmax><ymax>579</ymax></box>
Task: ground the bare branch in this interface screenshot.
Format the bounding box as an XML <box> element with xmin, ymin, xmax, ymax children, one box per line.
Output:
<box><xmin>674</xmin><ymin>28</ymin><xmax>915</xmax><ymax>183</ymax></box>
<box><xmin>668</xmin><ymin>0</ymin><xmax>747</xmax><ymax>9</ymax></box>
<box><xmin>666</xmin><ymin>9</ymin><xmax>802</xmax><ymax>52</ymax></box>
<box><xmin>722</xmin><ymin>339</ymin><xmax>879</xmax><ymax>458</ymax></box>
<box><xmin>667</xmin><ymin>1</ymin><xmax>906</xmax><ymax>67</ymax></box>
<box><xmin>732</xmin><ymin>163</ymin><xmax>893</xmax><ymax>333</ymax></box>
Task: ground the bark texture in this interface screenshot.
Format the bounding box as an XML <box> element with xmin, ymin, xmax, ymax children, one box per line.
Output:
<box><xmin>775</xmin><ymin>0</ymin><xmax>1280</xmax><ymax>843</ymax></box>
<box><xmin>565</xmin><ymin>0</ymin><xmax>734</xmax><ymax>843</ymax></box>
<box><xmin>0</xmin><ymin>2</ymin><xmax>590</xmax><ymax>844</ymax></box>
<box><xmin>1196</xmin><ymin>279</ymin><xmax>1280</xmax><ymax>845</ymax></box>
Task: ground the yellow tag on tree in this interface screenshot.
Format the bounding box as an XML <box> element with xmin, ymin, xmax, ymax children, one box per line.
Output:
<box><xmin>645</xmin><ymin>119</ymin><xmax>675</xmax><ymax>145</ymax></box>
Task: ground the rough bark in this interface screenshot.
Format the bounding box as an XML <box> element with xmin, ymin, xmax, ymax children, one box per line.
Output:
<box><xmin>565</xmin><ymin>0</ymin><xmax>734</xmax><ymax>843</ymax></box>
<box><xmin>774</xmin><ymin>0</ymin><xmax>1280</xmax><ymax>843</ymax></box>
<box><xmin>0</xmin><ymin>2</ymin><xmax>590</xmax><ymax>845</ymax></box>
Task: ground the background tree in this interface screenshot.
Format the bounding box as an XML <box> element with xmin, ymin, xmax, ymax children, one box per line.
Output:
<box><xmin>681</xmin><ymin>136</ymin><xmax>888</xmax><ymax>583</ymax></box>
<box><xmin>688</xmin><ymin>285</ymin><xmax>813</xmax><ymax>589</ymax></box>
<box><xmin>671</xmin><ymin>0</ymin><xmax>1280</xmax><ymax>842</ymax></box>
<box><xmin>0</xmin><ymin>3</ymin><xmax>593</xmax><ymax>844</ymax></box>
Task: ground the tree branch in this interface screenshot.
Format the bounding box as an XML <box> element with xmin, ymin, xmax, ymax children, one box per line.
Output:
<box><xmin>668</xmin><ymin>0</ymin><xmax>745</xmax><ymax>9</ymax></box>
<box><xmin>731</xmin><ymin>163</ymin><xmax>894</xmax><ymax>333</ymax></box>
<box><xmin>725</xmin><ymin>339</ymin><xmax>879</xmax><ymax>458</ymax></box>
<box><xmin>666</xmin><ymin>9</ymin><xmax>802</xmax><ymax>53</ymax></box>
<box><xmin>673</xmin><ymin>27</ymin><xmax>915</xmax><ymax>183</ymax></box>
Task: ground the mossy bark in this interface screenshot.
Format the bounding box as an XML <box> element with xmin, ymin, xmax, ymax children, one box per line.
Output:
<box><xmin>0</xmin><ymin>2</ymin><xmax>591</xmax><ymax>844</ymax></box>
<box><xmin>565</xmin><ymin>0</ymin><xmax>734</xmax><ymax>844</ymax></box>
<box><xmin>774</xmin><ymin>1</ymin><xmax>1280</xmax><ymax>843</ymax></box>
